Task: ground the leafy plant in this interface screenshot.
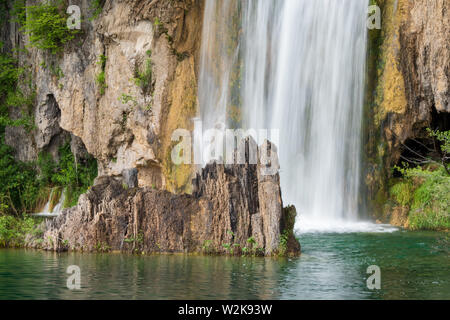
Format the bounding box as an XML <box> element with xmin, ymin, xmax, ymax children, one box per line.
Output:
<box><xmin>278</xmin><ymin>230</ymin><xmax>289</xmax><ymax>256</ymax></box>
<box><xmin>428</xmin><ymin>128</ymin><xmax>450</xmax><ymax>174</ymax></box>
<box><xmin>0</xmin><ymin>215</ymin><xmax>40</xmax><ymax>247</ymax></box>
<box><xmin>246</xmin><ymin>236</ymin><xmax>256</xmax><ymax>246</ymax></box>
<box><xmin>0</xmin><ymin>51</ymin><xmax>35</xmax><ymax>131</ymax></box>
<box><xmin>13</xmin><ymin>0</ymin><xmax>80</xmax><ymax>54</ymax></box>
<box><xmin>133</xmin><ymin>53</ymin><xmax>153</xmax><ymax>95</ymax></box>
<box><xmin>89</xmin><ymin>0</ymin><xmax>104</xmax><ymax>20</ymax></box>
<box><xmin>119</xmin><ymin>94</ymin><xmax>138</xmax><ymax>108</ymax></box>
<box><xmin>390</xmin><ymin>181</ymin><xmax>413</xmax><ymax>207</ymax></box>
<box><xmin>390</xmin><ymin>164</ymin><xmax>450</xmax><ymax>231</ymax></box>
<box><xmin>96</xmin><ymin>55</ymin><xmax>107</xmax><ymax>95</ymax></box>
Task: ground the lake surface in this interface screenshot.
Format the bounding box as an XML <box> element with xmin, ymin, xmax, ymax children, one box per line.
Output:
<box><xmin>0</xmin><ymin>230</ymin><xmax>448</xmax><ymax>300</ymax></box>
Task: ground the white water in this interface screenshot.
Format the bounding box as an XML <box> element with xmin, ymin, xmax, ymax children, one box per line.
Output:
<box><xmin>199</xmin><ymin>1</ymin><xmax>382</xmax><ymax>232</ymax></box>
<box><xmin>33</xmin><ymin>188</ymin><xmax>66</xmax><ymax>218</ymax></box>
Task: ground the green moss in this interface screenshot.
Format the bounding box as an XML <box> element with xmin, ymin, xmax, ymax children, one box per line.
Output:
<box><xmin>36</xmin><ymin>142</ymin><xmax>98</xmax><ymax>209</ymax></box>
<box><xmin>133</xmin><ymin>52</ymin><xmax>153</xmax><ymax>95</ymax></box>
<box><xmin>0</xmin><ymin>50</ymin><xmax>36</xmax><ymax>132</ymax></box>
<box><xmin>53</xmin><ymin>142</ymin><xmax>98</xmax><ymax>208</ymax></box>
<box><xmin>0</xmin><ymin>135</ymin><xmax>39</xmax><ymax>215</ymax></box>
<box><xmin>89</xmin><ymin>0</ymin><xmax>104</xmax><ymax>20</ymax></box>
<box><xmin>278</xmin><ymin>205</ymin><xmax>300</xmax><ymax>257</ymax></box>
<box><xmin>96</xmin><ymin>55</ymin><xmax>107</xmax><ymax>95</ymax></box>
<box><xmin>390</xmin><ymin>180</ymin><xmax>413</xmax><ymax>207</ymax></box>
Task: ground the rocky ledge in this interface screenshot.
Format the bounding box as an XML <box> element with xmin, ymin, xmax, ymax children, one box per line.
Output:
<box><xmin>28</xmin><ymin>138</ymin><xmax>300</xmax><ymax>257</ymax></box>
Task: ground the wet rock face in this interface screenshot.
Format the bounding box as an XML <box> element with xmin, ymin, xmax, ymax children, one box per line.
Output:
<box><xmin>384</xmin><ymin>0</ymin><xmax>450</xmax><ymax>163</ymax></box>
<box><xmin>400</xmin><ymin>0</ymin><xmax>449</xmax><ymax>115</ymax></box>
<box><xmin>4</xmin><ymin>0</ymin><xmax>203</xmax><ymax>191</ymax></box>
<box><xmin>366</xmin><ymin>0</ymin><xmax>450</xmax><ymax>220</ymax></box>
<box><xmin>30</xmin><ymin>139</ymin><xmax>300</xmax><ymax>256</ymax></box>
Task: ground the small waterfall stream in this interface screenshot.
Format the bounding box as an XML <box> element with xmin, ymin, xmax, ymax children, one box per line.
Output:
<box><xmin>199</xmin><ymin>0</ymin><xmax>370</xmax><ymax>231</ymax></box>
<box><xmin>34</xmin><ymin>188</ymin><xmax>66</xmax><ymax>218</ymax></box>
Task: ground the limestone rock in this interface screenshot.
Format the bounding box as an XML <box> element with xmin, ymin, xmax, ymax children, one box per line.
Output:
<box><xmin>29</xmin><ymin>138</ymin><xmax>301</xmax><ymax>256</ymax></box>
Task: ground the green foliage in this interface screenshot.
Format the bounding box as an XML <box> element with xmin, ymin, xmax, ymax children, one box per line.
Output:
<box><xmin>95</xmin><ymin>241</ymin><xmax>111</xmax><ymax>253</ymax></box>
<box><xmin>278</xmin><ymin>230</ymin><xmax>289</xmax><ymax>256</ymax></box>
<box><xmin>0</xmin><ymin>50</ymin><xmax>36</xmax><ymax>132</ymax></box>
<box><xmin>391</xmin><ymin>166</ymin><xmax>450</xmax><ymax>231</ymax></box>
<box><xmin>428</xmin><ymin>128</ymin><xmax>450</xmax><ymax>173</ymax></box>
<box><xmin>390</xmin><ymin>181</ymin><xmax>413</xmax><ymax>207</ymax></box>
<box><xmin>96</xmin><ymin>71</ymin><xmax>106</xmax><ymax>95</ymax></box>
<box><xmin>0</xmin><ymin>215</ymin><xmax>41</xmax><ymax>247</ymax></box>
<box><xmin>201</xmin><ymin>240</ymin><xmax>213</xmax><ymax>254</ymax></box>
<box><xmin>0</xmin><ymin>136</ymin><xmax>39</xmax><ymax>215</ymax></box>
<box><xmin>153</xmin><ymin>17</ymin><xmax>162</xmax><ymax>27</ymax></box>
<box><xmin>428</xmin><ymin>129</ymin><xmax>450</xmax><ymax>155</ymax></box>
<box><xmin>51</xmin><ymin>142</ymin><xmax>98</xmax><ymax>208</ymax></box>
<box><xmin>50</xmin><ymin>63</ymin><xmax>64</xmax><ymax>79</ymax></box>
<box><xmin>89</xmin><ymin>0</ymin><xmax>104</xmax><ymax>20</ymax></box>
<box><xmin>277</xmin><ymin>205</ymin><xmax>299</xmax><ymax>256</ymax></box>
<box><xmin>246</xmin><ymin>236</ymin><xmax>256</xmax><ymax>246</ymax></box>
<box><xmin>13</xmin><ymin>0</ymin><xmax>79</xmax><ymax>54</ymax></box>
<box><xmin>0</xmin><ymin>51</ymin><xmax>21</xmax><ymax>99</ymax></box>
<box><xmin>222</xmin><ymin>243</ymin><xmax>232</xmax><ymax>254</ymax></box>
<box><xmin>0</xmin><ymin>137</ymin><xmax>97</xmax><ymax>216</ymax></box>
<box><xmin>96</xmin><ymin>55</ymin><xmax>107</xmax><ymax>95</ymax></box>
<box><xmin>0</xmin><ymin>50</ymin><xmax>37</xmax><ymax>208</ymax></box>
<box><xmin>388</xmin><ymin>129</ymin><xmax>450</xmax><ymax>230</ymax></box>
<box><xmin>133</xmin><ymin>53</ymin><xmax>153</xmax><ymax>95</ymax></box>
<box><xmin>119</xmin><ymin>93</ymin><xmax>138</xmax><ymax>108</ymax></box>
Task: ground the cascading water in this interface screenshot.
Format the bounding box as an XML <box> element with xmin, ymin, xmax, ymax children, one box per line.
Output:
<box><xmin>33</xmin><ymin>188</ymin><xmax>66</xmax><ymax>218</ymax></box>
<box><xmin>199</xmin><ymin>0</ymin><xmax>379</xmax><ymax>232</ymax></box>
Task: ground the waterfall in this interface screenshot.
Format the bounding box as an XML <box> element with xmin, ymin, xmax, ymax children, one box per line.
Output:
<box><xmin>199</xmin><ymin>0</ymin><xmax>369</xmax><ymax>231</ymax></box>
<box><xmin>34</xmin><ymin>188</ymin><xmax>66</xmax><ymax>218</ymax></box>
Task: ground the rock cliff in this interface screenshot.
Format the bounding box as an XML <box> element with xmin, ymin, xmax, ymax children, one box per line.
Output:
<box><xmin>29</xmin><ymin>138</ymin><xmax>300</xmax><ymax>256</ymax></box>
<box><xmin>2</xmin><ymin>0</ymin><xmax>203</xmax><ymax>193</ymax></box>
<box><xmin>365</xmin><ymin>0</ymin><xmax>450</xmax><ymax>224</ymax></box>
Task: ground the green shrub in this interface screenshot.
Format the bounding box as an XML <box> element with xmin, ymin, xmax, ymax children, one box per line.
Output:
<box><xmin>392</xmin><ymin>166</ymin><xmax>449</xmax><ymax>231</ymax></box>
<box><xmin>0</xmin><ymin>50</ymin><xmax>21</xmax><ymax>100</ymax></box>
<box><xmin>0</xmin><ymin>137</ymin><xmax>98</xmax><ymax>215</ymax></box>
<box><xmin>0</xmin><ymin>50</ymin><xmax>36</xmax><ymax>131</ymax></box>
<box><xmin>96</xmin><ymin>71</ymin><xmax>106</xmax><ymax>95</ymax></box>
<box><xmin>133</xmin><ymin>53</ymin><xmax>153</xmax><ymax>94</ymax></box>
<box><xmin>90</xmin><ymin>0</ymin><xmax>104</xmax><ymax>20</ymax></box>
<box><xmin>96</xmin><ymin>55</ymin><xmax>107</xmax><ymax>95</ymax></box>
<box><xmin>0</xmin><ymin>136</ymin><xmax>39</xmax><ymax>215</ymax></box>
<box><xmin>13</xmin><ymin>0</ymin><xmax>79</xmax><ymax>54</ymax></box>
<box><xmin>51</xmin><ymin>142</ymin><xmax>98</xmax><ymax>208</ymax></box>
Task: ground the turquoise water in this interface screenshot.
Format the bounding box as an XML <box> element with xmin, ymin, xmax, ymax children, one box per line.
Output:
<box><xmin>0</xmin><ymin>230</ymin><xmax>448</xmax><ymax>300</ymax></box>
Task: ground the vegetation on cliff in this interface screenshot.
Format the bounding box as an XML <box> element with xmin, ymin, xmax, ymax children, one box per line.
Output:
<box><xmin>388</xmin><ymin>130</ymin><xmax>450</xmax><ymax>231</ymax></box>
<box><xmin>12</xmin><ymin>0</ymin><xmax>79</xmax><ymax>54</ymax></box>
<box><xmin>1</xmin><ymin>41</ymin><xmax>97</xmax><ymax>217</ymax></box>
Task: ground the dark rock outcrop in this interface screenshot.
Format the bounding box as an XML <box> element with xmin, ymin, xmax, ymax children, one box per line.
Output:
<box><xmin>29</xmin><ymin>138</ymin><xmax>300</xmax><ymax>256</ymax></box>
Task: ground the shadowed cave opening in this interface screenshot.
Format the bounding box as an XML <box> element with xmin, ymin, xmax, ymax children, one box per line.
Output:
<box><xmin>394</xmin><ymin>109</ymin><xmax>450</xmax><ymax>178</ymax></box>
